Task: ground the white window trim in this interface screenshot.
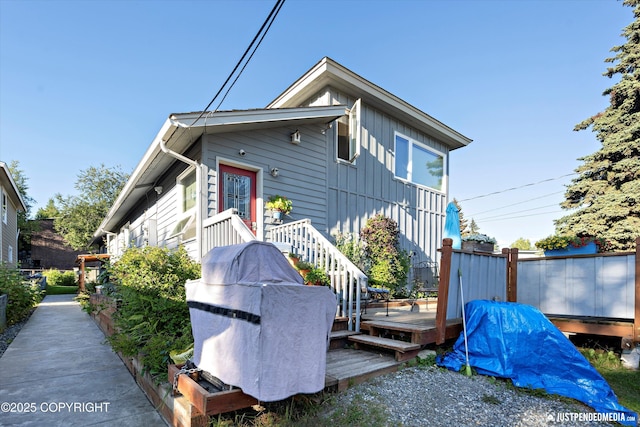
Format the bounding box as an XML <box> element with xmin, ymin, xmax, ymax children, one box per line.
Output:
<box><xmin>1</xmin><ymin>191</ymin><xmax>7</xmax><ymax>224</ymax></box>
<box><xmin>336</xmin><ymin>98</ymin><xmax>361</xmax><ymax>164</ymax></box>
<box><xmin>172</xmin><ymin>167</ymin><xmax>197</xmax><ymax>241</ymax></box>
<box><xmin>393</xmin><ymin>131</ymin><xmax>447</xmax><ymax>192</ymax></box>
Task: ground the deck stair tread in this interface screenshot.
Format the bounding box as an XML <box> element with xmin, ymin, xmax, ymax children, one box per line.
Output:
<box><xmin>348</xmin><ymin>334</ymin><xmax>420</xmax><ymax>352</ymax></box>
<box><xmin>330</xmin><ymin>330</ymin><xmax>360</xmax><ymax>339</ymax></box>
<box><xmin>361</xmin><ymin>319</ymin><xmax>433</xmax><ymax>332</ymax></box>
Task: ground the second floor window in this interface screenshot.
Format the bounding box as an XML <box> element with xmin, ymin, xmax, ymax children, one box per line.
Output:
<box><xmin>394</xmin><ymin>132</ymin><xmax>445</xmax><ymax>191</ymax></box>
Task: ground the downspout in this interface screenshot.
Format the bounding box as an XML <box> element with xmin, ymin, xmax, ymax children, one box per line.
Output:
<box><xmin>159</xmin><ymin>136</ymin><xmax>203</xmax><ymax>260</ymax></box>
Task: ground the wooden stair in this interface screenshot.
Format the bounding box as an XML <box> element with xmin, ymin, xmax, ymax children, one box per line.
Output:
<box><xmin>361</xmin><ymin>319</ymin><xmax>440</xmax><ymax>346</ymax></box>
<box><xmin>330</xmin><ymin>316</ymin><xmax>359</xmax><ymax>350</ymax></box>
<box><xmin>348</xmin><ymin>334</ymin><xmax>421</xmax><ymax>362</ymax></box>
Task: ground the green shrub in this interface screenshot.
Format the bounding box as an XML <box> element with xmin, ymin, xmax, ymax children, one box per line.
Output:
<box><xmin>44</xmin><ymin>269</ymin><xmax>77</xmax><ymax>287</ymax></box>
<box><xmin>0</xmin><ymin>263</ymin><xmax>43</xmax><ymax>325</ymax></box>
<box><xmin>107</xmin><ymin>246</ymin><xmax>200</xmax><ymax>378</ymax></box>
<box><xmin>360</xmin><ymin>215</ymin><xmax>410</xmax><ymax>297</ymax></box>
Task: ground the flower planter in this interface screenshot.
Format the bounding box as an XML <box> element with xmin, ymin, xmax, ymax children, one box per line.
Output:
<box><xmin>272</xmin><ymin>211</ymin><xmax>283</xmax><ymax>220</ymax></box>
<box><xmin>462</xmin><ymin>241</ymin><xmax>494</xmax><ymax>253</ymax></box>
<box><xmin>544</xmin><ymin>241</ymin><xmax>597</xmax><ymax>257</ymax></box>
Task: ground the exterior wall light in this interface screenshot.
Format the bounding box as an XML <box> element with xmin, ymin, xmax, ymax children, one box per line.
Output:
<box><xmin>290</xmin><ymin>130</ymin><xmax>301</xmax><ymax>145</ymax></box>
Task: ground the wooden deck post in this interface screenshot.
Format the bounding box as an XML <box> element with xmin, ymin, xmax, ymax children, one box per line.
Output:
<box><xmin>78</xmin><ymin>258</ymin><xmax>86</xmax><ymax>292</ymax></box>
<box><xmin>507</xmin><ymin>248</ymin><xmax>518</xmax><ymax>302</ymax></box>
<box><xmin>435</xmin><ymin>238</ymin><xmax>453</xmax><ymax>344</ymax></box>
<box><xmin>634</xmin><ymin>237</ymin><xmax>640</xmax><ymax>343</ymax></box>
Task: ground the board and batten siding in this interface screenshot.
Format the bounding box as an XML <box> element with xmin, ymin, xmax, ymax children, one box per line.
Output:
<box><xmin>320</xmin><ymin>88</ymin><xmax>449</xmax><ymax>262</ymax></box>
<box><xmin>203</xmin><ymin>125</ymin><xmax>330</xmax><ymax>235</ymax></box>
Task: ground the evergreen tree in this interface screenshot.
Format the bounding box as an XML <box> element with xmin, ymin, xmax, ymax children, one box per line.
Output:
<box><xmin>556</xmin><ymin>0</ymin><xmax>640</xmax><ymax>251</ymax></box>
<box><xmin>468</xmin><ymin>219</ymin><xmax>480</xmax><ymax>235</ymax></box>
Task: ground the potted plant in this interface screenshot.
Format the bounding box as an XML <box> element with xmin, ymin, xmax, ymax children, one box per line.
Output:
<box><xmin>461</xmin><ymin>233</ymin><xmax>496</xmax><ymax>252</ymax></box>
<box><xmin>294</xmin><ymin>261</ymin><xmax>313</xmax><ymax>277</ymax></box>
<box><xmin>535</xmin><ymin>235</ymin><xmax>602</xmax><ymax>256</ymax></box>
<box><xmin>288</xmin><ymin>252</ymin><xmax>300</xmax><ymax>268</ymax></box>
<box><xmin>304</xmin><ymin>267</ymin><xmax>330</xmax><ymax>286</ymax></box>
<box><xmin>265</xmin><ymin>195</ymin><xmax>292</xmax><ymax>220</ymax></box>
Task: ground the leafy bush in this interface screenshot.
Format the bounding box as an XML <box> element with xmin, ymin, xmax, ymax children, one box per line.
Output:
<box><xmin>107</xmin><ymin>246</ymin><xmax>200</xmax><ymax>378</ymax></box>
<box><xmin>334</xmin><ymin>232</ymin><xmax>369</xmax><ymax>272</ymax></box>
<box><xmin>360</xmin><ymin>215</ymin><xmax>410</xmax><ymax>297</ymax></box>
<box><xmin>0</xmin><ymin>263</ymin><xmax>43</xmax><ymax>325</ymax></box>
<box><xmin>44</xmin><ymin>269</ymin><xmax>77</xmax><ymax>286</ymax></box>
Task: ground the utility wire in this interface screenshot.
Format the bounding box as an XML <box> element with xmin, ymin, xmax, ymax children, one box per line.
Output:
<box><xmin>213</xmin><ymin>0</ymin><xmax>285</xmax><ymax>113</ymax></box>
<box><xmin>473</xmin><ymin>203</ymin><xmax>560</xmax><ymax>221</ymax></box>
<box><xmin>458</xmin><ymin>173</ymin><xmax>576</xmax><ymax>202</ymax></box>
<box><xmin>467</xmin><ymin>191</ymin><xmax>564</xmax><ymax>217</ymax></box>
<box><xmin>480</xmin><ymin>210</ymin><xmax>564</xmax><ymax>223</ymax></box>
<box><xmin>187</xmin><ymin>0</ymin><xmax>286</xmax><ymax>128</ymax></box>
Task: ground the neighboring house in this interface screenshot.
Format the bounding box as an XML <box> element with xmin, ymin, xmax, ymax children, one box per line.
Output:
<box><xmin>28</xmin><ymin>219</ymin><xmax>82</xmax><ymax>270</ymax></box>
<box><xmin>93</xmin><ymin>56</ymin><xmax>471</xmax><ymax>281</ymax></box>
<box><xmin>0</xmin><ymin>161</ymin><xmax>27</xmax><ymax>267</ymax></box>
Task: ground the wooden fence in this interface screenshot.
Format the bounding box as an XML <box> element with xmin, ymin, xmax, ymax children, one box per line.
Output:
<box><xmin>435</xmin><ymin>239</ymin><xmax>518</xmax><ymax>343</ymax></box>
<box><xmin>435</xmin><ymin>237</ymin><xmax>640</xmax><ymax>344</ymax></box>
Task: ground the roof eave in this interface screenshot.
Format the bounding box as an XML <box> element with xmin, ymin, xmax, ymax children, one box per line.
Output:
<box><xmin>267</xmin><ymin>57</ymin><xmax>472</xmax><ymax>150</ymax></box>
<box><xmin>0</xmin><ymin>161</ymin><xmax>27</xmax><ymax>212</ymax></box>
<box><xmin>93</xmin><ymin>106</ymin><xmax>347</xmax><ymax>240</ymax></box>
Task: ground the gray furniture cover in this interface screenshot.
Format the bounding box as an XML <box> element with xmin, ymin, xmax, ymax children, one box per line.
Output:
<box><xmin>186</xmin><ymin>241</ymin><xmax>337</xmax><ymax>401</ymax></box>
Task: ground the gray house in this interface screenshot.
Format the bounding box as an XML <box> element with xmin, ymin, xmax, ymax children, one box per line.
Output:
<box><xmin>94</xmin><ymin>57</ymin><xmax>471</xmax><ymax>329</ymax></box>
<box><xmin>0</xmin><ymin>161</ymin><xmax>27</xmax><ymax>267</ymax></box>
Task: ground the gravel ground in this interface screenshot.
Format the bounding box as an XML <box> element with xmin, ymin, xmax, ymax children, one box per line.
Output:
<box><xmin>0</xmin><ymin>315</ymin><xmax>30</xmax><ymax>358</ymax></box>
<box><xmin>320</xmin><ymin>364</ymin><xmax>623</xmax><ymax>427</ymax></box>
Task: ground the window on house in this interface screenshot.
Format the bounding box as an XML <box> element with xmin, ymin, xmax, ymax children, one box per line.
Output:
<box><xmin>1</xmin><ymin>191</ymin><xmax>6</xmax><ymax>224</ymax></box>
<box><xmin>394</xmin><ymin>132</ymin><xmax>445</xmax><ymax>191</ymax></box>
<box><xmin>172</xmin><ymin>168</ymin><xmax>197</xmax><ymax>241</ymax></box>
<box><xmin>336</xmin><ymin>99</ymin><xmax>361</xmax><ymax>163</ymax></box>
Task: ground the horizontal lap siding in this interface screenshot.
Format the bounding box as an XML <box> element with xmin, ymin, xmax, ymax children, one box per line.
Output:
<box><xmin>204</xmin><ymin>126</ymin><xmax>328</xmax><ymax>234</ymax></box>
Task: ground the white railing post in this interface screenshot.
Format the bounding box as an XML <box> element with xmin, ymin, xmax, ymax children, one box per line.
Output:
<box><xmin>201</xmin><ymin>209</ymin><xmax>256</xmax><ymax>255</ymax></box>
<box><xmin>268</xmin><ymin>219</ymin><xmax>367</xmax><ymax>332</ymax></box>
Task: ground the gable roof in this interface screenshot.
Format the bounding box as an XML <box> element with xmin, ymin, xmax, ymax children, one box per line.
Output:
<box><xmin>94</xmin><ymin>105</ymin><xmax>347</xmax><ymax>236</ymax></box>
<box><xmin>268</xmin><ymin>57</ymin><xmax>472</xmax><ymax>150</ymax></box>
<box><xmin>0</xmin><ymin>161</ymin><xmax>27</xmax><ymax>212</ymax></box>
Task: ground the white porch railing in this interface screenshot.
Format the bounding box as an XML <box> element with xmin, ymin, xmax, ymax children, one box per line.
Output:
<box><xmin>268</xmin><ymin>219</ymin><xmax>368</xmax><ymax>332</ymax></box>
<box><xmin>202</xmin><ymin>209</ymin><xmax>256</xmax><ymax>255</ymax></box>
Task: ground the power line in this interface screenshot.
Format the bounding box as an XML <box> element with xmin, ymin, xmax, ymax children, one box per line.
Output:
<box><xmin>467</xmin><ymin>190</ymin><xmax>564</xmax><ymax>217</ymax></box>
<box><xmin>473</xmin><ymin>203</ymin><xmax>560</xmax><ymax>221</ymax></box>
<box><xmin>458</xmin><ymin>173</ymin><xmax>576</xmax><ymax>202</ymax></box>
<box><xmin>187</xmin><ymin>0</ymin><xmax>286</xmax><ymax>128</ymax></box>
<box><xmin>480</xmin><ymin>210</ymin><xmax>564</xmax><ymax>223</ymax></box>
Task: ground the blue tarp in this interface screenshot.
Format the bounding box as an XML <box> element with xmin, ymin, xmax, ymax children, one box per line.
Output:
<box><xmin>437</xmin><ymin>300</ymin><xmax>637</xmax><ymax>426</ymax></box>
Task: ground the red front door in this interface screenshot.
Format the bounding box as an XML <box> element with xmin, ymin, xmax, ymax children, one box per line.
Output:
<box><xmin>218</xmin><ymin>164</ymin><xmax>257</xmax><ymax>234</ymax></box>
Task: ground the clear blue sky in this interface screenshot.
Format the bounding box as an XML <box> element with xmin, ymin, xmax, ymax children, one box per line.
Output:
<box><xmin>0</xmin><ymin>0</ymin><xmax>634</xmax><ymax>248</ymax></box>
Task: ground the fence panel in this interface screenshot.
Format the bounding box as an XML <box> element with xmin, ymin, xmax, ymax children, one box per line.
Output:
<box><xmin>445</xmin><ymin>251</ymin><xmax>508</xmax><ymax>320</ymax></box>
<box><xmin>518</xmin><ymin>254</ymin><xmax>636</xmax><ymax>319</ymax></box>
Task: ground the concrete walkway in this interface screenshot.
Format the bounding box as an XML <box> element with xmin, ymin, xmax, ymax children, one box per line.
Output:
<box><xmin>0</xmin><ymin>294</ymin><xmax>166</xmax><ymax>426</ymax></box>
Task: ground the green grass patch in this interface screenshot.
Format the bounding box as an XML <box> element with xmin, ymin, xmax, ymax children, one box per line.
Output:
<box><xmin>45</xmin><ymin>285</ymin><xmax>78</xmax><ymax>295</ymax></box>
<box><xmin>599</xmin><ymin>366</ymin><xmax>640</xmax><ymax>414</ymax></box>
<box><xmin>580</xmin><ymin>347</ymin><xmax>640</xmax><ymax>415</ymax></box>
